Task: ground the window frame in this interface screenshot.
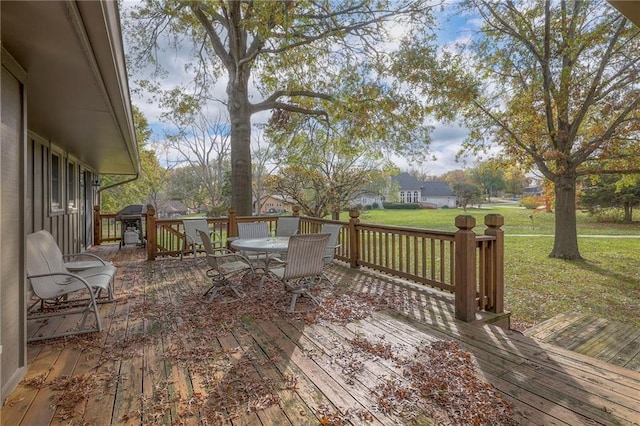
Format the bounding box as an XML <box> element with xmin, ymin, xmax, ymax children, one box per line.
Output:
<box><xmin>50</xmin><ymin>145</ymin><xmax>64</xmax><ymax>215</ymax></box>
<box><xmin>66</xmin><ymin>155</ymin><xmax>78</xmax><ymax>212</ymax></box>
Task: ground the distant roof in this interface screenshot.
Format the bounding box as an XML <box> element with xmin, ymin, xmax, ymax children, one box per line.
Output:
<box><xmin>157</xmin><ymin>200</ymin><xmax>189</xmax><ymax>213</ymax></box>
<box><xmin>392</xmin><ymin>172</ymin><xmax>455</xmax><ymax>197</ymax></box>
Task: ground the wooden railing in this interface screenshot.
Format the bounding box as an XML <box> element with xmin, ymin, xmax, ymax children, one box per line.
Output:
<box><xmin>94</xmin><ymin>205</ymin><xmax>505</xmax><ymax>322</ymax></box>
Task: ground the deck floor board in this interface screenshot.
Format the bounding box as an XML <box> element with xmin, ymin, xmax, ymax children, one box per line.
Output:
<box><xmin>3</xmin><ymin>247</ymin><xmax>640</xmax><ymax>425</ymax></box>
<box><xmin>525</xmin><ymin>311</ymin><xmax>640</xmax><ymax>374</ymax></box>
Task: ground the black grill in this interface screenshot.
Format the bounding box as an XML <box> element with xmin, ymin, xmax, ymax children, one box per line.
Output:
<box><xmin>116</xmin><ymin>204</ymin><xmax>146</xmax><ymax>248</ymax></box>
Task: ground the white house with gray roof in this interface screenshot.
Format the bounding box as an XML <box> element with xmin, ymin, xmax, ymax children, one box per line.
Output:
<box><xmin>391</xmin><ymin>172</ymin><xmax>457</xmax><ymax>208</ymax></box>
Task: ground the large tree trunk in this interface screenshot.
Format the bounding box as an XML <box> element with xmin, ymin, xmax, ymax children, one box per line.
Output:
<box><xmin>623</xmin><ymin>202</ymin><xmax>632</xmax><ymax>223</ymax></box>
<box><xmin>550</xmin><ymin>174</ymin><xmax>582</xmax><ymax>260</ymax></box>
<box><xmin>228</xmin><ymin>70</ymin><xmax>253</xmax><ymax>216</ymax></box>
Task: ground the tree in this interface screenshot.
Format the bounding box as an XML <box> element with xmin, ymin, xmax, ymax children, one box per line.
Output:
<box><xmin>160</xmin><ymin>99</ymin><xmax>231</xmax><ymax>212</ymax></box>
<box><xmin>581</xmin><ymin>175</ymin><xmax>640</xmax><ymax>222</ymax></box>
<box><xmin>165</xmin><ymin>165</ymin><xmax>208</xmax><ymax>211</ymax></box>
<box><xmin>252</xmin><ymin>132</ymin><xmax>278</xmax><ymax>215</ymax></box>
<box><xmin>452</xmin><ymin>182</ymin><xmax>482</xmax><ymax>211</ymax></box>
<box><xmin>125</xmin><ymin>1</ymin><xmax>445</xmax><ymax>216</ymax></box>
<box><xmin>452</xmin><ymin>0</ymin><xmax>640</xmax><ymax>259</ymax></box>
<box><xmin>470</xmin><ymin>160</ymin><xmax>506</xmax><ymax>202</ymax></box>
<box><xmin>504</xmin><ymin>167</ymin><xmax>530</xmax><ymax>198</ymax></box>
<box><xmin>100</xmin><ymin>106</ymin><xmax>167</xmax><ymax>212</ymax></box>
<box><xmin>439</xmin><ymin>169</ymin><xmax>472</xmax><ymax>189</ymax></box>
<box><xmin>409</xmin><ymin>167</ymin><xmax>435</xmax><ymax>182</ymax></box>
<box><xmin>266</xmin><ymin>119</ymin><xmax>392</xmax><ymax>218</ymax></box>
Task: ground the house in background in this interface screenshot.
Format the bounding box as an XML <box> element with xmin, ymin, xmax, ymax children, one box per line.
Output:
<box><xmin>391</xmin><ymin>172</ymin><xmax>457</xmax><ymax>208</ymax></box>
<box><xmin>350</xmin><ymin>191</ymin><xmax>385</xmax><ymax>209</ymax></box>
<box><xmin>1</xmin><ymin>0</ymin><xmax>138</xmax><ymax>399</ymax></box>
<box><xmin>156</xmin><ymin>200</ymin><xmax>192</xmax><ymax>218</ymax></box>
<box><xmin>256</xmin><ymin>195</ymin><xmax>296</xmax><ymax>214</ymax></box>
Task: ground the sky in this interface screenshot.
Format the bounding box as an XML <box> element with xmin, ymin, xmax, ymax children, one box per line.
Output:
<box><xmin>123</xmin><ymin>1</ymin><xmax>482</xmax><ymax>177</ymax></box>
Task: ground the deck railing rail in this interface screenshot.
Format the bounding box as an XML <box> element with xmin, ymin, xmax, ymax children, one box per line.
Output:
<box><xmin>94</xmin><ymin>205</ymin><xmax>504</xmax><ymax>322</ymax></box>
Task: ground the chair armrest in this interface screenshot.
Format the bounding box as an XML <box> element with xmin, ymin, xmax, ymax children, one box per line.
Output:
<box><xmin>63</xmin><ymin>252</ymin><xmax>108</xmax><ymax>265</ymax></box>
<box><xmin>27</xmin><ymin>271</ymin><xmax>93</xmax><ymax>290</ymax></box>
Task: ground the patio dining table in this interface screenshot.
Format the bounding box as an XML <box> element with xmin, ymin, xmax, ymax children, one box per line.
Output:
<box><xmin>230</xmin><ymin>237</ymin><xmax>290</xmax><ymax>292</ymax></box>
<box><xmin>230</xmin><ymin>236</ymin><xmax>290</xmax><ymax>255</ymax></box>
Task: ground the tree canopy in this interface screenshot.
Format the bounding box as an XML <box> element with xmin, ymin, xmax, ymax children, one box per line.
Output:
<box><xmin>432</xmin><ymin>0</ymin><xmax>640</xmax><ymax>260</ymax></box>
<box><xmin>100</xmin><ymin>106</ymin><xmax>166</xmax><ymax>213</ymax></box>
<box><xmin>124</xmin><ymin>0</ymin><xmax>448</xmax><ymax>216</ymax></box>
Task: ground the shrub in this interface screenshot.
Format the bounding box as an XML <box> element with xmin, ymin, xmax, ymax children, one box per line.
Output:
<box><xmin>590</xmin><ymin>208</ymin><xmax>626</xmax><ymax>223</ymax></box>
<box><xmin>520</xmin><ymin>196</ymin><xmax>545</xmax><ymax>209</ymax></box>
<box><xmin>382</xmin><ymin>202</ymin><xmax>420</xmax><ymax>210</ymax></box>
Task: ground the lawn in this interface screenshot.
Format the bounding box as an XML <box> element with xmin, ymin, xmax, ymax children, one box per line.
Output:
<box><xmin>341</xmin><ymin>203</ymin><xmax>640</xmax><ymax>329</ymax></box>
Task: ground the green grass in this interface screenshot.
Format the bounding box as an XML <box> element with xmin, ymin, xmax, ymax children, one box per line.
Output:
<box><xmin>341</xmin><ymin>205</ymin><xmax>640</xmax><ymax>329</ymax></box>
<box><xmin>346</xmin><ymin>204</ymin><xmax>640</xmax><ymax>235</ymax></box>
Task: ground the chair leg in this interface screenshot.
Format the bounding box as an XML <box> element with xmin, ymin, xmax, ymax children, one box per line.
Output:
<box><xmin>205</xmin><ymin>278</ymin><xmax>245</xmax><ymax>303</ymax></box>
<box><xmin>288</xmin><ymin>292</ymin><xmax>300</xmax><ymax>313</ymax></box>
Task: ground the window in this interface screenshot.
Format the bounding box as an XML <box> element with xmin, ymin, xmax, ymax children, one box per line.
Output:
<box><xmin>413</xmin><ymin>191</ymin><xmax>419</xmax><ymax>203</ymax></box>
<box><xmin>400</xmin><ymin>191</ymin><xmax>405</xmax><ymax>203</ymax></box>
<box><xmin>50</xmin><ymin>149</ymin><xmax>63</xmax><ymax>213</ymax></box>
<box><xmin>67</xmin><ymin>158</ymin><xmax>77</xmax><ymax>210</ymax></box>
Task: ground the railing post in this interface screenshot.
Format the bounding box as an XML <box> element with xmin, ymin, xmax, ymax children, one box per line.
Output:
<box><xmin>227</xmin><ymin>207</ymin><xmax>237</xmax><ymax>239</ymax></box>
<box><xmin>146</xmin><ymin>204</ymin><xmax>156</xmax><ymax>261</ymax></box>
<box><xmin>292</xmin><ymin>205</ymin><xmax>300</xmax><ymax>217</ymax></box>
<box><xmin>93</xmin><ymin>205</ymin><xmax>102</xmax><ymax>246</ymax></box>
<box><xmin>484</xmin><ymin>214</ymin><xmax>504</xmax><ymax>314</ymax></box>
<box><xmin>455</xmin><ymin>215</ymin><xmax>477</xmax><ymax>322</ymax></box>
<box><xmin>348</xmin><ymin>209</ymin><xmax>360</xmax><ymax>269</ymax></box>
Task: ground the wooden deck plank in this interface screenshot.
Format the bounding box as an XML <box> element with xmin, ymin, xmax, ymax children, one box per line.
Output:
<box><xmin>525</xmin><ymin>312</ymin><xmax>640</xmax><ymax>374</ymax></box>
<box><xmin>110</xmin><ymin>291</ymin><xmax>146</xmax><ymax>424</ymax></box>
<box><xmin>255</xmin><ymin>318</ymin><xmax>369</xmax><ymax>418</ymax></box>
<box><xmin>19</xmin><ymin>344</ymin><xmax>83</xmax><ymax>426</ymax></box>
<box><xmin>523</xmin><ymin>311</ymin><xmax>585</xmax><ymax>341</ymax></box>
<box><xmin>232</xmin><ymin>324</ymin><xmax>307</xmax><ymax>425</ymax></box>
<box><xmin>242</xmin><ymin>317</ymin><xmax>332</xmax><ymax>422</ymax></box>
<box><xmin>216</xmin><ymin>333</ymin><xmax>266</xmax><ymax>425</ymax></box>
<box><xmin>610</xmin><ymin>333</ymin><xmax>640</xmax><ymax>368</ymax></box>
<box><xmin>370</xmin><ymin>311</ymin><xmax>640</xmax><ymax>425</ymax></box>
<box><xmin>575</xmin><ymin>321</ymin><xmax>636</xmax><ymax>357</ymax></box>
<box><xmin>343</xmin><ymin>313</ymin><xmax>564</xmax><ymax>425</ymax></box>
<box><xmin>272</xmin><ymin>316</ymin><xmax>415</xmax><ymax>425</ymax></box>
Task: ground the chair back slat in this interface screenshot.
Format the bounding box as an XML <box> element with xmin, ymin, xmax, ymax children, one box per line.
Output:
<box><xmin>320</xmin><ymin>224</ymin><xmax>342</xmax><ymax>263</ymax></box>
<box><xmin>182</xmin><ymin>219</ymin><xmax>209</xmax><ymax>245</ymax></box>
<box><xmin>283</xmin><ymin>233</ymin><xmax>330</xmax><ymax>281</ymax></box>
<box><xmin>238</xmin><ymin>222</ymin><xmax>270</xmax><ymax>238</ymax></box>
<box><xmin>275</xmin><ymin>217</ymin><xmax>300</xmax><ymax>237</ymax></box>
<box><xmin>26</xmin><ymin>231</ymin><xmax>70</xmax><ymax>298</ymax></box>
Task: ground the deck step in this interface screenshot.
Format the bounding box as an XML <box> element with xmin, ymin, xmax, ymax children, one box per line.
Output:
<box><xmin>524</xmin><ymin>312</ymin><xmax>640</xmax><ymax>373</ymax></box>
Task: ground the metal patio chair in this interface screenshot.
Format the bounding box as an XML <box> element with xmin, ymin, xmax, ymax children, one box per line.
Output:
<box><xmin>199</xmin><ymin>230</ymin><xmax>254</xmax><ymax>302</ymax></box>
<box><xmin>182</xmin><ymin>218</ymin><xmax>221</xmax><ymax>260</ymax></box>
<box><xmin>26</xmin><ymin>230</ymin><xmax>116</xmax><ymax>341</ymax></box>
<box><xmin>275</xmin><ymin>216</ymin><xmax>300</xmax><ymax>237</ymax></box>
<box><xmin>269</xmin><ymin>233</ymin><xmax>330</xmax><ymax>313</ymax></box>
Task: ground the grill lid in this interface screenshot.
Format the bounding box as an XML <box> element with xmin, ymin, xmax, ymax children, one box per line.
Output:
<box><xmin>115</xmin><ymin>204</ymin><xmax>145</xmax><ymax>220</ymax></box>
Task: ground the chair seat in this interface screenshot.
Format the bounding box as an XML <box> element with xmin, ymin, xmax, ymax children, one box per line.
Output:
<box><xmin>65</xmin><ymin>260</ymin><xmax>112</xmax><ymax>272</ymax></box>
<box><xmin>219</xmin><ymin>260</ymin><xmax>254</xmax><ymax>275</ymax></box>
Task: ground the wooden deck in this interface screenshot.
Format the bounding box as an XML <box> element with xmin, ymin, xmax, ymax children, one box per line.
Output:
<box><xmin>3</xmin><ymin>246</ymin><xmax>640</xmax><ymax>425</ymax></box>
<box><xmin>524</xmin><ymin>312</ymin><xmax>640</xmax><ymax>373</ymax></box>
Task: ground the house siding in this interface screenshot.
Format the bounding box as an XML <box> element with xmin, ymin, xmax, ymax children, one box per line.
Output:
<box><xmin>1</xmin><ymin>55</ymin><xmax>98</xmax><ymax>400</ymax></box>
<box><xmin>1</xmin><ymin>61</ymin><xmax>27</xmax><ymax>399</ymax></box>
